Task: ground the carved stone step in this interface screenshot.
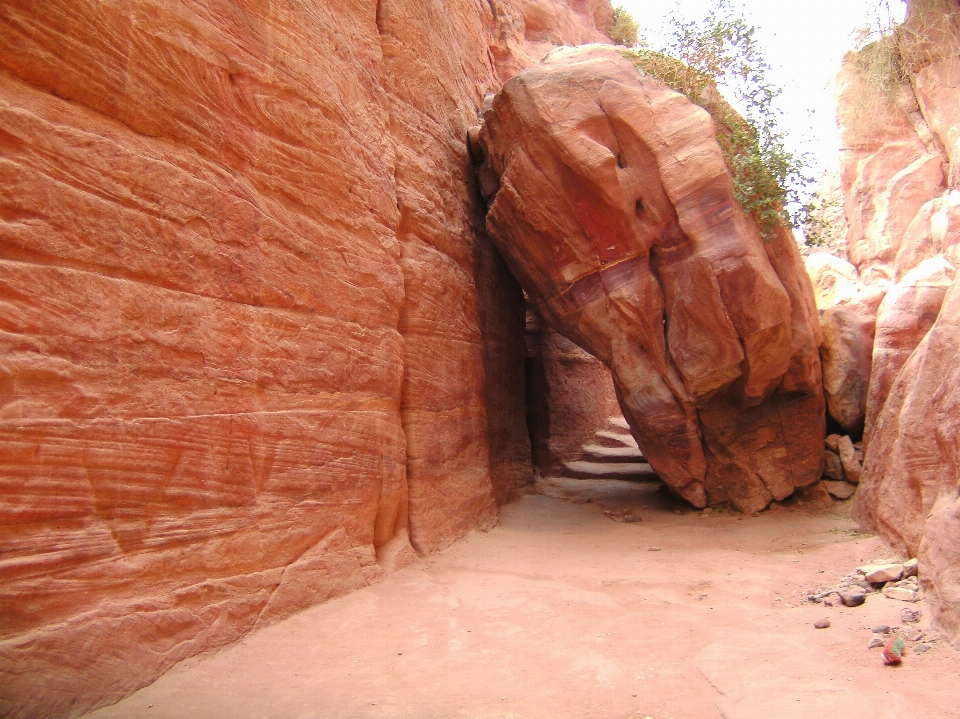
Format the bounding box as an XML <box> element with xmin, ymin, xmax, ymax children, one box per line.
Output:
<box><xmin>580</xmin><ymin>444</ymin><xmax>647</xmax><ymax>464</ymax></box>
<box><xmin>607</xmin><ymin>416</ymin><xmax>630</xmax><ymax>431</ymax></box>
<box><xmin>593</xmin><ymin>430</ymin><xmax>639</xmax><ymax>449</ymax></box>
<box><xmin>562</xmin><ymin>460</ymin><xmax>656</xmax><ymax>481</ymax></box>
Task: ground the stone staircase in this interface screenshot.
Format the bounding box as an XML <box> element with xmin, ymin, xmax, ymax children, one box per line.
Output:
<box><xmin>561</xmin><ymin>416</ymin><xmax>658</xmax><ymax>481</ymax></box>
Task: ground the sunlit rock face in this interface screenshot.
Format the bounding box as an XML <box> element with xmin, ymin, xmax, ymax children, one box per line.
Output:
<box><xmin>839</xmin><ymin>0</ymin><xmax>960</xmax><ymax>645</ymax></box>
<box><xmin>0</xmin><ymin>0</ymin><xmax>610</xmax><ymax>716</ymax></box>
<box><xmin>478</xmin><ymin>46</ymin><xmax>825</xmax><ymax>515</ymax></box>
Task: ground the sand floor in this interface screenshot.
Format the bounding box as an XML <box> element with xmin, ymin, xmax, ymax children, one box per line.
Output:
<box><xmin>87</xmin><ymin>479</ymin><xmax>960</xmax><ymax>719</ymax></box>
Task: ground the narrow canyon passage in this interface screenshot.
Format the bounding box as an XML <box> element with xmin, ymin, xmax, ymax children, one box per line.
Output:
<box><xmin>4</xmin><ymin>2</ymin><xmax>960</xmax><ymax>715</ymax></box>
<box><xmin>86</xmin><ymin>486</ymin><xmax>960</xmax><ymax>719</ymax></box>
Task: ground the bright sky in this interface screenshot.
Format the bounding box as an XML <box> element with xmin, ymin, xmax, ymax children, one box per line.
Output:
<box><xmin>615</xmin><ymin>0</ymin><xmax>907</xmax><ymax>181</ymax></box>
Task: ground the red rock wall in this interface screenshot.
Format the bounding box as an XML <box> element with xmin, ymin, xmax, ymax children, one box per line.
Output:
<box><xmin>0</xmin><ymin>1</ymin><xmax>610</xmax><ymax>715</ymax></box>
<box><xmin>836</xmin><ymin>0</ymin><xmax>960</xmax><ymax>645</ymax></box>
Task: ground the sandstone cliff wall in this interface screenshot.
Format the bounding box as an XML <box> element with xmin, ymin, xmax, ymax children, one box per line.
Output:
<box><xmin>0</xmin><ymin>2</ymin><xmax>610</xmax><ymax>716</ymax></box>
<box><xmin>833</xmin><ymin>0</ymin><xmax>960</xmax><ymax>644</ymax></box>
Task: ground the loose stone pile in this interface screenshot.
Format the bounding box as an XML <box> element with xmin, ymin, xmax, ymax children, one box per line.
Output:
<box><xmin>867</xmin><ymin>607</ymin><xmax>942</xmax><ymax>656</ymax></box>
<box><xmin>804</xmin><ymin>559</ymin><xmax>949</xmax><ymax>657</ymax></box>
<box><xmin>805</xmin><ymin>558</ymin><xmax>920</xmax><ymax>608</ymax></box>
<box><xmin>822</xmin><ymin>434</ymin><xmax>862</xmax><ymax>499</ymax></box>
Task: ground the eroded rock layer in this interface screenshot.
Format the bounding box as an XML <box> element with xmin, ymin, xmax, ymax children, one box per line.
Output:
<box><xmin>0</xmin><ymin>1</ymin><xmax>610</xmax><ymax>716</ymax></box>
<box><xmin>839</xmin><ymin>0</ymin><xmax>960</xmax><ymax>644</ymax></box>
<box><xmin>478</xmin><ymin>46</ymin><xmax>825</xmax><ymax>514</ymax></box>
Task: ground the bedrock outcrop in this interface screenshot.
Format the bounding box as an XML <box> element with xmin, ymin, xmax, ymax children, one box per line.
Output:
<box><xmin>838</xmin><ymin>0</ymin><xmax>960</xmax><ymax>644</ymax></box>
<box><xmin>478</xmin><ymin>46</ymin><xmax>825</xmax><ymax>514</ymax></box>
<box><xmin>0</xmin><ymin>1</ymin><xmax>610</xmax><ymax>716</ymax></box>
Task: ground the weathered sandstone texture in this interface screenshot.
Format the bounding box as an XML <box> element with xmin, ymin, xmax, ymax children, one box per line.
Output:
<box><xmin>478</xmin><ymin>46</ymin><xmax>825</xmax><ymax>514</ymax></box>
<box><xmin>0</xmin><ymin>1</ymin><xmax>610</xmax><ymax>716</ymax></box>
<box><xmin>839</xmin><ymin>0</ymin><xmax>960</xmax><ymax>644</ymax></box>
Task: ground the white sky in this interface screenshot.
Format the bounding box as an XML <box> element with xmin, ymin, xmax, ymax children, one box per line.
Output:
<box><xmin>614</xmin><ymin>0</ymin><xmax>907</xmax><ymax>182</ymax></box>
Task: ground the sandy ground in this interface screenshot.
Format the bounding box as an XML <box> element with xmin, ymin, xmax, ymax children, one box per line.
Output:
<box><xmin>87</xmin><ymin>479</ymin><xmax>960</xmax><ymax>719</ymax></box>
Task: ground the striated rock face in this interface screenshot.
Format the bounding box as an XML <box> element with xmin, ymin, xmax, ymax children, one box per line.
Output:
<box><xmin>0</xmin><ymin>1</ymin><xmax>610</xmax><ymax>716</ymax></box>
<box><xmin>478</xmin><ymin>46</ymin><xmax>825</xmax><ymax>514</ymax></box>
<box><xmin>841</xmin><ymin>0</ymin><xmax>960</xmax><ymax>645</ymax></box>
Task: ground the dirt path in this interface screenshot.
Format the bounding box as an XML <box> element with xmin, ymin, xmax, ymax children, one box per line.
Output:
<box><xmin>87</xmin><ymin>480</ymin><xmax>960</xmax><ymax>719</ymax></box>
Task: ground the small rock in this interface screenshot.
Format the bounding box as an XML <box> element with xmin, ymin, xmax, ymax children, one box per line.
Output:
<box><xmin>883</xmin><ymin>636</ymin><xmax>905</xmax><ymax>665</ymax></box>
<box><xmin>902</xmin><ymin>558</ymin><xmax>918</xmax><ymax>578</ymax></box>
<box><xmin>913</xmin><ymin>643</ymin><xmax>932</xmax><ymax>654</ymax></box>
<box><xmin>902</xmin><ymin>628</ymin><xmax>924</xmax><ymax>642</ymax></box>
<box><xmin>825</xmin><ymin>434</ymin><xmax>841</xmax><ymax>452</ymax></box>
<box><xmin>872</xmin><ymin>625</ymin><xmax>891</xmax><ymax>634</ymax></box>
<box><xmin>837</xmin><ymin>435</ymin><xmax>861</xmax><ymax>483</ymax></box>
<box><xmin>884</xmin><ymin>586</ymin><xmax>918</xmax><ymax>602</ymax></box>
<box><xmin>673</xmin><ymin>509</ymin><xmax>683</xmax><ymax>515</ymax></box>
<box><xmin>814</xmin><ymin>618</ymin><xmax>831</xmax><ymax>629</ymax></box>
<box><xmin>838</xmin><ymin>587</ymin><xmax>866</xmax><ymax>607</ymax></box>
<box><xmin>647</xmin><ymin>547</ymin><xmax>661</xmax><ymax>552</ymax></box>
<box><xmin>867</xmin><ymin>636</ymin><xmax>885</xmax><ymax>649</ymax></box>
<box><xmin>823</xmin><ymin>480</ymin><xmax>857</xmax><ymax>499</ymax></box>
<box><xmin>823</xmin><ymin>450</ymin><xmax>845</xmax><ymax>481</ymax></box>
<box><xmin>900</xmin><ymin>607</ymin><xmax>921</xmax><ymax>624</ymax></box>
<box><xmin>859</xmin><ymin>563</ymin><xmax>904</xmax><ymax>583</ymax></box>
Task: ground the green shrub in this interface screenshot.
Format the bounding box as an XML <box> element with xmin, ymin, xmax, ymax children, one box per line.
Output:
<box><xmin>610</xmin><ymin>7</ymin><xmax>639</xmax><ymax>48</ymax></box>
<box><xmin>619</xmin><ymin>1</ymin><xmax>810</xmax><ymax>242</ymax></box>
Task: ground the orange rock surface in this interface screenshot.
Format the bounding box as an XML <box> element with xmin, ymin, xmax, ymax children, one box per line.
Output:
<box><xmin>0</xmin><ymin>1</ymin><xmax>610</xmax><ymax>716</ymax></box>
<box><xmin>479</xmin><ymin>46</ymin><xmax>825</xmax><ymax>514</ymax></box>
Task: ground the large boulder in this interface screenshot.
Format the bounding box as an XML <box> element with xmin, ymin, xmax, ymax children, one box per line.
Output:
<box><xmin>805</xmin><ymin>254</ymin><xmax>886</xmax><ymax>435</ymax></box>
<box><xmin>478</xmin><ymin>46</ymin><xmax>824</xmax><ymax>513</ymax></box>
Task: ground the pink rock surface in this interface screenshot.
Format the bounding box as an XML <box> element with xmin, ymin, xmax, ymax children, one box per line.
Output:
<box><xmin>864</xmin><ymin>256</ymin><xmax>956</xmax><ymax>447</ymax></box>
<box><xmin>900</xmin><ymin>1</ymin><xmax>960</xmax><ymax>182</ymax></box>
<box><xmin>842</xmin><ymin>0</ymin><xmax>960</xmax><ymax>645</ymax></box>
<box><xmin>479</xmin><ymin>46</ymin><xmax>824</xmax><ymax>514</ymax></box>
<box><xmin>805</xmin><ymin>254</ymin><xmax>886</xmax><ymax>435</ymax></box>
<box><xmin>854</xmin><ymin>277</ymin><xmax>960</xmax><ymax>642</ymax></box>
<box><xmin>836</xmin><ymin>40</ymin><xmax>946</xmax><ymax>285</ymax></box>
<box><xmin>0</xmin><ymin>1</ymin><xmax>611</xmax><ymax>716</ymax></box>
<box><xmin>895</xmin><ymin>191</ymin><xmax>960</xmax><ymax>279</ymax></box>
